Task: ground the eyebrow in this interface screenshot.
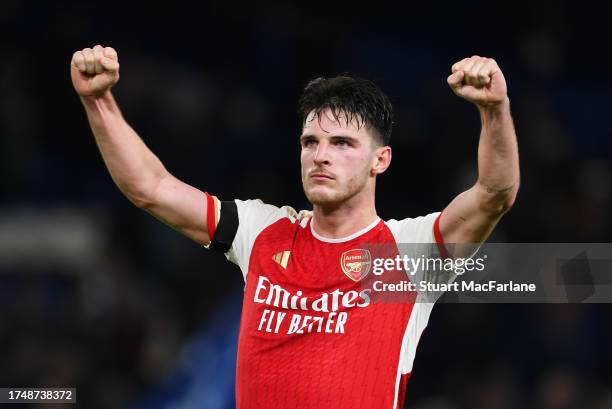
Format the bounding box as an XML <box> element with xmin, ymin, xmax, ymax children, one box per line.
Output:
<box><xmin>299</xmin><ymin>134</ymin><xmax>360</xmax><ymax>143</ymax></box>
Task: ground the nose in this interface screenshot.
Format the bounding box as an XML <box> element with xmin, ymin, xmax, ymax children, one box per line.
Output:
<box><xmin>314</xmin><ymin>141</ymin><xmax>331</xmax><ymax>166</ymax></box>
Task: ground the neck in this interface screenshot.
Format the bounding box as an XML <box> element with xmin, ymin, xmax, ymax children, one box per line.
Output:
<box><xmin>311</xmin><ymin>190</ymin><xmax>378</xmax><ymax>239</ymax></box>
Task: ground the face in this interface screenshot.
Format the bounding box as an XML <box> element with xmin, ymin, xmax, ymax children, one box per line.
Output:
<box><xmin>300</xmin><ymin>108</ymin><xmax>391</xmax><ymax>208</ymax></box>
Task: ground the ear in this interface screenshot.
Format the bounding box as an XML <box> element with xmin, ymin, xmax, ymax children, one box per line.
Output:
<box><xmin>371</xmin><ymin>146</ymin><xmax>392</xmax><ymax>175</ymax></box>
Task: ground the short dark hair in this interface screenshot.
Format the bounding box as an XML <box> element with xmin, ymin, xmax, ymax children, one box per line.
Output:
<box><xmin>298</xmin><ymin>75</ymin><xmax>394</xmax><ymax>146</ymax></box>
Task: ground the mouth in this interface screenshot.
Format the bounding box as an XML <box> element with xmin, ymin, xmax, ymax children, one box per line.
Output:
<box><xmin>310</xmin><ymin>172</ymin><xmax>334</xmax><ymax>181</ymax></box>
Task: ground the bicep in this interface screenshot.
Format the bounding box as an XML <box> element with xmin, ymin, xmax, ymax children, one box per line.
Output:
<box><xmin>439</xmin><ymin>184</ymin><xmax>504</xmax><ymax>253</ymax></box>
<box><xmin>142</xmin><ymin>173</ymin><xmax>210</xmax><ymax>246</ymax></box>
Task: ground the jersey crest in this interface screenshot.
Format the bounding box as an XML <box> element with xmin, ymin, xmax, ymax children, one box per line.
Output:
<box><xmin>340</xmin><ymin>248</ymin><xmax>372</xmax><ymax>281</ymax></box>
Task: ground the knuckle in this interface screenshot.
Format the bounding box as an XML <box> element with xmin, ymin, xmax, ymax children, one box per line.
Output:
<box><xmin>104</xmin><ymin>47</ymin><xmax>118</xmax><ymax>60</ymax></box>
<box><xmin>72</xmin><ymin>52</ymin><xmax>83</xmax><ymax>64</ymax></box>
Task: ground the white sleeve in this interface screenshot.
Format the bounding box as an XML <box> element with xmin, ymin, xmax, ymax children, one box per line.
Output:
<box><xmin>225</xmin><ymin>200</ymin><xmax>278</xmax><ymax>275</ymax></box>
<box><xmin>386</xmin><ymin>212</ymin><xmax>456</xmax><ymax>303</ymax></box>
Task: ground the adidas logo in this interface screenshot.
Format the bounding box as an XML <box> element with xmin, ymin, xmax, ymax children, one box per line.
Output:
<box><xmin>272</xmin><ymin>251</ymin><xmax>291</xmax><ymax>269</ymax></box>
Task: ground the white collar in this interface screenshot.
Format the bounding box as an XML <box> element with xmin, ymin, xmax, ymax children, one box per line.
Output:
<box><xmin>310</xmin><ymin>217</ymin><xmax>381</xmax><ymax>243</ymax></box>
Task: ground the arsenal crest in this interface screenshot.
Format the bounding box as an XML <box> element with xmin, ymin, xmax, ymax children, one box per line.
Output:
<box><xmin>340</xmin><ymin>249</ymin><xmax>372</xmax><ymax>281</ymax></box>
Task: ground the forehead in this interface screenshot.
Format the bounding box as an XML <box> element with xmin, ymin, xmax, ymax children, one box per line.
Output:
<box><xmin>302</xmin><ymin>108</ymin><xmax>371</xmax><ymax>139</ymax></box>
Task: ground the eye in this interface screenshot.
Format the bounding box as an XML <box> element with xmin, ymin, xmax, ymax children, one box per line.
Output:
<box><xmin>334</xmin><ymin>138</ymin><xmax>351</xmax><ymax>147</ymax></box>
<box><xmin>301</xmin><ymin>138</ymin><xmax>317</xmax><ymax>148</ymax></box>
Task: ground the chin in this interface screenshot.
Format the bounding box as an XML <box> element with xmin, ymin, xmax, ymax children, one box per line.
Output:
<box><xmin>304</xmin><ymin>186</ymin><xmax>347</xmax><ymax>207</ymax></box>
<box><xmin>304</xmin><ymin>186</ymin><xmax>334</xmax><ymax>206</ymax></box>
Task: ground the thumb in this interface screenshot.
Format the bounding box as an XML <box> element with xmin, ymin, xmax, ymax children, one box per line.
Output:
<box><xmin>447</xmin><ymin>70</ymin><xmax>464</xmax><ymax>89</ymax></box>
<box><xmin>100</xmin><ymin>57</ymin><xmax>119</xmax><ymax>73</ymax></box>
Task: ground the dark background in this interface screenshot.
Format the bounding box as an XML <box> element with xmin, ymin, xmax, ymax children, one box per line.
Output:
<box><xmin>1</xmin><ymin>1</ymin><xmax>611</xmax><ymax>408</ymax></box>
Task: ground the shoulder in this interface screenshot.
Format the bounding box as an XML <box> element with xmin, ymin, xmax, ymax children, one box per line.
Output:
<box><xmin>384</xmin><ymin>212</ymin><xmax>441</xmax><ymax>243</ymax></box>
<box><xmin>234</xmin><ymin>198</ymin><xmax>312</xmax><ymax>226</ymax></box>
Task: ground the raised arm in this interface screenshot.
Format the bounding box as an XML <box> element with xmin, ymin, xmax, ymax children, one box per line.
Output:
<box><xmin>438</xmin><ymin>56</ymin><xmax>520</xmax><ymax>254</ymax></box>
<box><xmin>71</xmin><ymin>45</ymin><xmax>211</xmax><ymax>245</ymax></box>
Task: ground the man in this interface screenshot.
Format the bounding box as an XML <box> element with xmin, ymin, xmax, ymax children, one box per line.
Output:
<box><xmin>71</xmin><ymin>45</ymin><xmax>519</xmax><ymax>409</ymax></box>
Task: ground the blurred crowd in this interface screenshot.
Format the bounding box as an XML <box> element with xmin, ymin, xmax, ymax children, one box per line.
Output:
<box><xmin>1</xmin><ymin>2</ymin><xmax>611</xmax><ymax>408</ymax></box>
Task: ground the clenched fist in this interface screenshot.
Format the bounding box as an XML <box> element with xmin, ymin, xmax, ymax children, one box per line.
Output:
<box><xmin>447</xmin><ymin>55</ymin><xmax>507</xmax><ymax>107</ymax></box>
<box><xmin>71</xmin><ymin>45</ymin><xmax>120</xmax><ymax>98</ymax></box>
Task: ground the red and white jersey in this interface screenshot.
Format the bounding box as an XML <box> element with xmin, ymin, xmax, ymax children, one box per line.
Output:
<box><xmin>205</xmin><ymin>195</ymin><xmax>453</xmax><ymax>409</ymax></box>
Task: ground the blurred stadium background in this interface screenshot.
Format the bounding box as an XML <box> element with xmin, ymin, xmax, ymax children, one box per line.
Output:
<box><xmin>1</xmin><ymin>1</ymin><xmax>611</xmax><ymax>408</ymax></box>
